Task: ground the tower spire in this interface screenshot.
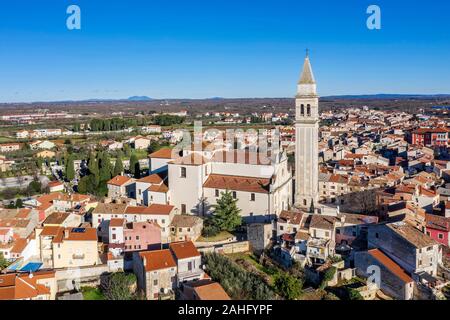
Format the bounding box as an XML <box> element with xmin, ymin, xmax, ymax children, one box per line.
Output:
<box><xmin>298</xmin><ymin>52</ymin><xmax>316</xmax><ymax>85</ymax></box>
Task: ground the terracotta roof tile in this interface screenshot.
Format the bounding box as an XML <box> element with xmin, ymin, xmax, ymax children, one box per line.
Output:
<box><xmin>139</xmin><ymin>249</ymin><xmax>176</xmax><ymax>272</ymax></box>
<box><xmin>368</xmin><ymin>249</ymin><xmax>413</xmax><ymax>283</ymax></box>
<box><xmin>107</xmin><ymin>175</ymin><xmax>132</xmax><ymax>186</ymax></box>
<box><xmin>125</xmin><ymin>204</ymin><xmax>174</xmax><ymax>215</ymax></box>
<box><xmin>203</xmin><ymin>174</ymin><xmax>270</xmax><ymax>194</ymax></box>
<box><xmin>169</xmin><ymin>241</ymin><xmax>200</xmax><ymax>260</ymax></box>
<box><xmin>148</xmin><ymin>148</ymin><xmax>175</xmax><ymax>159</ymax></box>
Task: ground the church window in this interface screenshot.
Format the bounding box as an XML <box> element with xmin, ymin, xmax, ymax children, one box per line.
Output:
<box><xmin>301</xmin><ymin>104</ymin><xmax>305</xmax><ymax>115</ymax></box>
<box><xmin>307</xmin><ymin>104</ymin><xmax>311</xmax><ymax>116</ymax></box>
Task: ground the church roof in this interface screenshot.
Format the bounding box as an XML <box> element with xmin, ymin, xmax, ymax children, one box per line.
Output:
<box><xmin>298</xmin><ymin>55</ymin><xmax>316</xmax><ymax>85</ymax></box>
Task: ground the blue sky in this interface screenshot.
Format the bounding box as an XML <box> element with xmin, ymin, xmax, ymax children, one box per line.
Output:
<box><xmin>0</xmin><ymin>0</ymin><xmax>449</xmax><ymax>102</ymax></box>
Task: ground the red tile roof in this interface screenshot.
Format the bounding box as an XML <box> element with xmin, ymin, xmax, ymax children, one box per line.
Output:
<box><xmin>368</xmin><ymin>249</ymin><xmax>413</xmax><ymax>283</ymax></box>
<box><xmin>148</xmin><ymin>148</ymin><xmax>175</xmax><ymax>159</ymax></box>
<box><xmin>137</xmin><ymin>174</ymin><xmax>163</xmax><ymax>184</ymax></box>
<box><xmin>139</xmin><ymin>249</ymin><xmax>176</xmax><ymax>272</ymax></box>
<box><xmin>193</xmin><ymin>281</ymin><xmax>231</xmax><ymax>300</ymax></box>
<box><xmin>426</xmin><ymin>214</ymin><xmax>450</xmax><ymax>232</ymax></box>
<box><xmin>109</xmin><ymin>218</ymin><xmax>125</xmax><ymax>228</ymax></box>
<box><xmin>169</xmin><ymin>241</ymin><xmax>200</xmax><ymax>260</ymax></box>
<box><xmin>107</xmin><ymin>175</ymin><xmax>132</xmax><ymax>186</ymax></box>
<box><xmin>125</xmin><ymin>204</ymin><xmax>174</xmax><ymax>215</ymax></box>
<box><xmin>203</xmin><ymin>174</ymin><xmax>270</xmax><ymax>194</ymax></box>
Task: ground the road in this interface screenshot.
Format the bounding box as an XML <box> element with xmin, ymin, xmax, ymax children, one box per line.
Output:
<box><xmin>0</xmin><ymin>175</ymin><xmax>50</xmax><ymax>189</ymax></box>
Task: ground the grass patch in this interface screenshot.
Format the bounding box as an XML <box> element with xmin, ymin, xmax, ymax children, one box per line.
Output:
<box><xmin>0</xmin><ymin>136</ymin><xmax>14</xmax><ymax>143</ymax></box>
<box><xmin>81</xmin><ymin>286</ymin><xmax>105</xmax><ymax>300</ymax></box>
<box><xmin>122</xmin><ymin>149</ymin><xmax>149</xmax><ymax>160</ymax></box>
<box><xmin>197</xmin><ymin>231</ymin><xmax>234</xmax><ymax>242</ymax></box>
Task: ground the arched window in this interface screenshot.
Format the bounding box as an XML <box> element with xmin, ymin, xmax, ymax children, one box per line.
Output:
<box><xmin>307</xmin><ymin>104</ymin><xmax>311</xmax><ymax>116</ymax></box>
<box><xmin>301</xmin><ymin>104</ymin><xmax>305</xmax><ymax>115</ymax></box>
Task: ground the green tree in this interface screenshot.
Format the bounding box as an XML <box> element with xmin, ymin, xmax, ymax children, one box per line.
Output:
<box><xmin>320</xmin><ymin>267</ymin><xmax>337</xmax><ymax>289</ymax></box>
<box><xmin>78</xmin><ymin>176</ymin><xmax>89</xmax><ymax>194</ymax></box>
<box><xmin>153</xmin><ymin>114</ymin><xmax>185</xmax><ymax>126</ymax></box>
<box><xmin>73</xmin><ymin>123</ymin><xmax>81</xmax><ymax>132</ymax></box>
<box><xmin>210</xmin><ymin>190</ymin><xmax>242</xmax><ymax>233</ymax></box>
<box><xmin>0</xmin><ymin>252</ymin><xmax>9</xmax><ymax>270</ymax></box>
<box><xmin>88</xmin><ymin>152</ymin><xmax>99</xmax><ymax>186</ymax></box>
<box><xmin>274</xmin><ymin>272</ymin><xmax>303</xmax><ymax>300</ymax></box>
<box><xmin>102</xmin><ymin>272</ymin><xmax>137</xmax><ymax>300</ymax></box>
<box><xmin>113</xmin><ymin>156</ymin><xmax>124</xmax><ymax>176</ymax></box>
<box><xmin>123</xmin><ymin>144</ymin><xmax>131</xmax><ymax>157</ymax></box>
<box><xmin>99</xmin><ymin>152</ymin><xmax>113</xmax><ymax>183</ymax></box>
<box><xmin>26</xmin><ymin>179</ymin><xmax>41</xmax><ymax>196</ymax></box>
<box><xmin>349</xmin><ymin>288</ymin><xmax>364</xmax><ymax>300</ymax></box>
<box><xmin>129</xmin><ymin>154</ymin><xmax>139</xmax><ymax>178</ymax></box>
<box><xmin>15</xmin><ymin>198</ymin><xmax>24</xmax><ymax>208</ymax></box>
<box><xmin>66</xmin><ymin>155</ymin><xmax>76</xmax><ymax>181</ymax></box>
<box><xmin>202</xmin><ymin>252</ymin><xmax>275</xmax><ymax>300</ymax></box>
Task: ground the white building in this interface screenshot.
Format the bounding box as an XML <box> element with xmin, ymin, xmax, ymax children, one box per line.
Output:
<box><xmin>168</xmin><ymin>147</ymin><xmax>292</xmax><ymax>220</ymax></box>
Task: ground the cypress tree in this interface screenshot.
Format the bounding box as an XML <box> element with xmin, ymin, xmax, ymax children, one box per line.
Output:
<box><xmin>113</xmin><ymin>155</ymin><xmax>124</xmax><ymax>176</ymax></box>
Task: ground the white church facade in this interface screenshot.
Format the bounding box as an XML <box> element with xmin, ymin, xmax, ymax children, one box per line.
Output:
<box><xmin>167</xmin><ymin>146</ymin><xmax>293</xmax><ymax>220</ymax></box>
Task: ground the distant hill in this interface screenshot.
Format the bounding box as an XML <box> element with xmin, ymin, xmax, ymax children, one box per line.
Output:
<box><xmin>127</xmin><ymin>96</ymin><xmax>153</xmax><ymax>101</ymax></box>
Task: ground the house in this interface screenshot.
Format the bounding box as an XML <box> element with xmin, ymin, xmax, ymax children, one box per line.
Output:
<box><xmin>169</xmin><ymin>215</ymin><xmax>203</xmax><ymax>242</ymax></box>
<box><xmin>355</xmin><ymin>248</ymin><xmax>414</xmax><ymax>300</ymax></box>
<box><xmin>169</xmin><ymin>241</ymin><xmax>204</xmax><ymax>285</ymax></box>
<box><xmin>42</xmin><ymin>211</ymin><xmax>82</xmax><ymax>228</ymax></box>
<box><xmin>0</xmin><ymin>155</ymin><xmax>15</xmax><ymax>172</ymax></box>
<box><xmin>51</xmin><ymin>193</ymin><xmax>91</xmax><ymax>212</ymax></box>
<box><xmin>48</xmin><ymin>181</ymin><xmax>64</xmax><ymax>193</ymax></box>
<box><xmin>133</xmin><ymin>136</ymin><xmax>151</xmax><ymax>150</ymax></box>
<box><xmin>411</xmin><ymin>128</ymin><xmax>449</xmax><ymax>147</ymax></box>
<box><xmin>0</xmin><ymin>271</ymin><xmax>57</xmax><ymax>300</ymax></box>
<box><xmin>148</xmin><ymin>148</ymin><xmax>177</xmax><ymax>173</ymax></box>
<box><xmin>107</xmin><ymin>175</ymin><xmax>135</xmax><ymax>199</ymax></box>
<box><xmin>37</xmin><ymin>226</ymin><xmax>99</xmax><ymax>269</ymax></box>
<box><xmin>30</xmin><ymin>140</ymin><xmax>55</xmax><ymax>150</ymax></box>
<box><xmin>0</xmin><ymin>208</ymin><xmax>39</xmax><ymax>239</ymax></box>
<box><xmin>308</xmin><ymin>214</ymin><xmax>337</xmax><ymax>240</ymax></box>
<box><xmin>276</xmin><ymin>210</ymin><xmax>305</xmax><ymax>238</ymax></box>
<box><xmin>124</xmin><ymin>221</ymin><xmax>162</xmax><ymax>252</ymax></box>
<box><xmin>35</xmin><ymin>150</ymin><xmax>56</xmax><ymax>158</ymax></box>
<box><xmin>135</xmin><ymin>173</ymin><xmax>169</xmax><ymax>206</ymax></box>
<box><xmin>179</xmin><ymin>279</ymin><xmax>230</xmax><ymax>300</ymax></box>
<box><xmin>133</xmin><ymin>249</ymin><xmax>177</xmax><ymax>300</ymax></box>
<box><xmin>142</xmin><ymin>125</ymin><xmax>162</xmax><ymax>134</ymax></box>
<box><xmin>425</xmin><ymin>214</ymin><xmax>450</xmax><ymax>247</ymax></box>
<box><xmin>16</xmin><ymin>130</ymin><xmax>29</xmax><ymax>139</ymax></box>
<box><xmin>334</xmin><ymin>213</ymin><xmax>379</xmax><ymax>246</ymax></box>
<box><xmin>0</xmin><ymin>143</ymin><xmax>21</xmax><ymax>153</ymax></box>
<box><xmin>2</xmin><ymin>234</ymin><xmax>38</xmax><ymax>263</ymax></box>
<box><xmin>93</xmin><ymin>203</ymin><xmax>175</xmax><ymax>243</ymax></box>
<box><xmin>368</xmin><ymin>222</ymin><xmax>441</xmax><ymax>280</ymax></box>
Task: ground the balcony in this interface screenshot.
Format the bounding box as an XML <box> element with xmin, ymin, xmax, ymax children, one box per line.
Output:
<box><xmin>177</xmin><ymin>269</ymin><xmax>204</xmax><ymax>282</ymax></box>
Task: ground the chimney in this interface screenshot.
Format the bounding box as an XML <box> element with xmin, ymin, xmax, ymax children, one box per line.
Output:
<box><xmin>64</xmin><ymin>229</ymin><xmax>70</xmax><ymax>239</ymax></box>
